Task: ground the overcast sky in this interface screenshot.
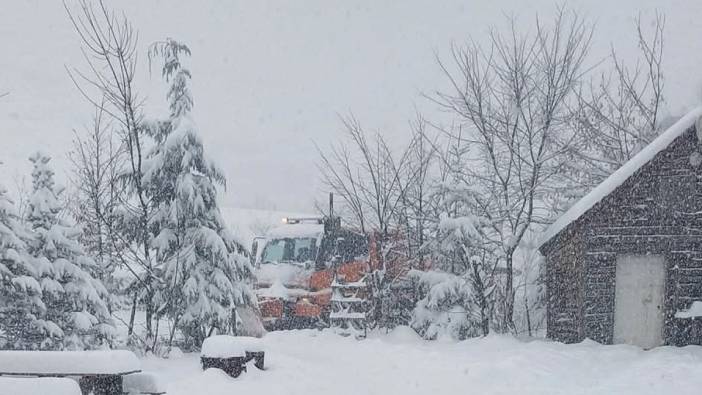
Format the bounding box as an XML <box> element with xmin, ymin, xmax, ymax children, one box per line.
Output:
<box><xmin>1</xmin><ymin>0</ymin><xmax>701</xmax><ymax>212</ymax></box>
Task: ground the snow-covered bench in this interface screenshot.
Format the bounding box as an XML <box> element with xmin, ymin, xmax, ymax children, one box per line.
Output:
<box><xmin>123</xmin><ymin>371</ymin><xmax>166</xmax><ymax>395</ymax></box>
<box><xmin>200</xmin><ymin>335</ymin><xmax>265</xmax><ymax>377</ymax></box>
<box><xmin>0</xmin><ymin>376</ymin><xmax>82</xmax><ymax>395</ymax></box>
<box><xmin>0</xmin><ymin>350</ymin><xmax>142</xmax><ymax>395</ymax></box>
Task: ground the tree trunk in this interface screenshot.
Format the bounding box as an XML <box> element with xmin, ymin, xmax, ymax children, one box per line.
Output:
<box><xmin>504</xmin><ymin>253</ymin><xmax>515</xmax><ymax>333</ymax></box>
<box><xmin>525</xmin><ymin>295</ymin><xmax>532</xmax><ymax>337</ymax></box>
<box><xmin>481</xmin><ymin>303</ymin><xmax>490</xmax><ymax>336</ymax></box>
<box><xmin>127</xmin><ymin>293</ymin><xmax>137</xmax><ymax>336</ymax></box>
<box><xmin>168</xmin><ymin>314</ymin><xmax>180</xmax><ymax>349</ymax></box>
<box><xmin>144</xmin><ymin>282</ymin><xmax>155</xmax><ymax>350</ymax></box>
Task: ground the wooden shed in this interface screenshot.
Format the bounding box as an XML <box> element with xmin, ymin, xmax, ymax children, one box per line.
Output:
<box><xmin>539</xmin><ymin>107</ymin><xmax>702</xmax><ymax>348</ymax></box>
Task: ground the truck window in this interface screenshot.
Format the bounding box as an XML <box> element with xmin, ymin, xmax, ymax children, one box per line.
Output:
<box><xmin>261</xmin><ymin>237</ymin><xmax>318</xmax><ymax>265</ymax></box>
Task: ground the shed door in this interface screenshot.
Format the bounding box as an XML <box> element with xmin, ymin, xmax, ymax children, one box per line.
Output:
<box><xmin>613</xmin><ymin>255</ymin><xmax>665</xmax><ymax>349</ymax></box>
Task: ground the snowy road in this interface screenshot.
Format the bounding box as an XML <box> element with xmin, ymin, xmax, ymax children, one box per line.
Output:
<box><xmin>140</xmin><ymin>328</ymin><xmax>702</xmax><ymax>395</ymax></box>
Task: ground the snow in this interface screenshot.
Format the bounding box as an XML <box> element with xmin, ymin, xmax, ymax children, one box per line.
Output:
<box><xmin>330</xmin><ymin>295</ymin><xmax>363</xmax><ymax>303</ymax></box>
<box><xmin>675</xmin><ymin>301</ymin><xmax>702</xmax><ymax>319</ymax></box>
<box><xmin>541</xmin><ymin>107</ymin><xmax>702</xmax><ymax>246</ymax></box>
<box><xmin>331</xmin><ymin>280</ymin><xmax>367</xmax><ymax>288</ymax></box>
<box><xmin>266</xmin><ymin>223</ymin><xmax>325</xmax><ymax>240</ymax></box>
<box><xmin>0</xmin><ymin>377</ymin><xmax>81</xmax><ymax>395</ymax></box>
<box><xmin>123</xmin><ymin>372</ymin><xmax>166</xmax><ymax>395</ymax></box>
<box><xmin>384</xmin><ymin>325</ymin><xmax>423</xmax><ymax>343</ymax></box>
<box><xmin>0</xmin><ymin>350</ymin><xmax>141</xmax><ymax>375</ymax></box>
<box><xmin>201</xmin><ymin>335</ymin><xmax>265</xmax><ymax>358</ymax></box>
<box><xmin>140</xmin><ymin>329</ymin><xmax>702</xmax><ymax>395</ymax></box>
<box><xmin>329</xmin><ymin>312</ymin><xmax>366</xmax><ymax>319</ymax></box>
<box><xmin>218</xmin><ymin>207</ymin><xmax>317</xmax><ymax>245</ymax></box>
<box><xmin>256</xmin><ymin>263</ymin><xmax>312</xmax><ymax>288</ymax></box>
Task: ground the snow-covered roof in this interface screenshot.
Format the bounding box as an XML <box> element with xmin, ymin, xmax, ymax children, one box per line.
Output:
<box><xmin>267</xmin><ymin>223</ymin><xmax>325</xmax><ymax>240</ymax></box>
<box><xmin>0</xmin><ymin>350</ymin><xmax>141</xmax><ymax>375</ymax></box>
<box><xmin>219</xmin><ymin>207</ymin><xmax>318</xmax><ymax>245</ymax></box>
<box><xmin>541</xmin><ymin>107</ymin><xmax>702</xmax><ymax>247</ymax></box>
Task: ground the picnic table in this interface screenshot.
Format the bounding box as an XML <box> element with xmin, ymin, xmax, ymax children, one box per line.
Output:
<box><xmin>0</xmin><ymin>376</ymin><xmax>82</xmax><ymax>395</ymax></box>
<box><xmin>200</xmin><ymin>335</ymin><xmax>265</xmax><ymax>378</ymax></box>
<box><xmin>0</xmin><ymin>350</ymin><xmax>163</xmax><ymax>395</ymax></box>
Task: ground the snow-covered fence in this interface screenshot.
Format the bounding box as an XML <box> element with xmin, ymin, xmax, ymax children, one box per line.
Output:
<box><xmin>200</xmin><ymin>335</ymin><xmax>265</xmax><ymax>377</ymax></box>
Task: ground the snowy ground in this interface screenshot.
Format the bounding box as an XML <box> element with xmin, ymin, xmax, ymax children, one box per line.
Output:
<box><xmin>140</xmin><ymin>328</ymin><xmax>702</xmax><ymax>395</ymax></box>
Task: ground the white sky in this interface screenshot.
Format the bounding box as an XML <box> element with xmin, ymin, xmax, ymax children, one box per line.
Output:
<box><xmin>1</xmin><ymin>0</ymin><xmax>701</xmax><ymax>212</ymax></box>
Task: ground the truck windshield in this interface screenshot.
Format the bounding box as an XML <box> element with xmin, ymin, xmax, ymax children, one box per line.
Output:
<box><xmin>261</xmin><ymin>237</ymin><xmax>317</xmax><ymax>265</ymax></box>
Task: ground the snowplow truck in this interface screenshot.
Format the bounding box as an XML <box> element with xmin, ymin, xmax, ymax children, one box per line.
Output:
<box><xmin>251</xmin><ymin>215</ymin><xmax>373</xmax><ymax>330</ymax></box>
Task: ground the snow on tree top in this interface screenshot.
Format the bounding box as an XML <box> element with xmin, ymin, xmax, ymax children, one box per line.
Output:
<box><xmin>0</xmin><ymin>350</ymin><xmax>140</xmax><ymax>375</ymax></box>
<box><xmin>0</xmin><ymin>377</ymin><xmax>81</xmax><ymax>395</ymax></box>
<box><xmin>201</xmin><ymin>335</ymin><xmax>265</xmax><ymax>358</ymax></box>
<box><xmin>541</xmin><ymin>107</ymin><xmax>702</xmax><ymax>247</ymax></box>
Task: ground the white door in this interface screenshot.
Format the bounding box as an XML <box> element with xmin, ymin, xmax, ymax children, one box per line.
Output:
<box><xmin>613</xmin><ymin>255</ymin><xmax>665</xmax><ymax>349</ymax></box>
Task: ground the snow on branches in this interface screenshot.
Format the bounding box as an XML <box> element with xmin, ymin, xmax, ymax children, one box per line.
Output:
<box><xmin>0</xmin><ymin>153</ymin><xmax>113</xmax><ymax>350</ymax></box>
<box><xmin>144</xmin><ymin>39</ymin><xmax>255</xmax><ymax>347</ymax></box>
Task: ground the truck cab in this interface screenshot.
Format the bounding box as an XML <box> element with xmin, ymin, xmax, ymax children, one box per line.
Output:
<box><xmin>251</xmin><ymin>216</ymin><xmax>369</xmax><ymax>330</ymax></box>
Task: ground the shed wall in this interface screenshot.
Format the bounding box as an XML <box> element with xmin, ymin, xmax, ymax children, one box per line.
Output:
<box><xmin>545</xmin><ymin>127</ymin><xmax>702</xmax><ymax>345</ymax></box>
<box><xmin>546</xmin><ymin>232</ymin><xmax>584</xmax><ymax>343</ymax></box>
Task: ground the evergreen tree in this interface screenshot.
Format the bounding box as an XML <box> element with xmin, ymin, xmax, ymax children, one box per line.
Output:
<box><xmin>411</xmin><ymin>181</ymin><xmax>500</xmax><ymax>340</ymax></box>
<box><xmin>26</xmin><ymin>152</ymin><xmax>113</xmax><ymax>349</ymax></box>
<box><xmin>145</xmin><ymin>39</ymin><xmax>255</xmax><ymax>347</ymax></box>
<box><xmin>0</xmin><ymin>182</ymin><xmax>44</xmax><ymax>349</ymax></box>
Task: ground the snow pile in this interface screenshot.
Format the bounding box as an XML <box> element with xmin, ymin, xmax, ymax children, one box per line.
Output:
<box><xmin>257</xmin><ymin>279</ymin><xmax>301</xmax><ymax>300</ymax></box>
<box><xmin>123</xmin><ymin>372</ymin><xmax>165</xmax><ymax>395</ymax></box>
<box><xmin>142</xmin><ymin>329</ymin><xmax>702</xmax><ymax>395</ymax></box>
<box><xmin>0</xmin><ymin>350</ymin><xmax>140</xmax><ymax>375</ymax></box>
<box><xmin>675</xmin><ymin>301</ymin><xmax>702</xmax><ymax>318</ymax></box>
<box><xmin>201</xmin><ymin>335</ymin><xmax>265</xmax><ymax>358</ymax></box>
<box><xmin>541</xmin><ymin>107</ymin><xmax>702</xmax><ymax>246</ymax></box>
<box><xmin>256</xmin><ymin>263</ymin><xmax>312</xmax><ymax>288</ymax></box>
<box><xmin>0</xmin><ymin>377</ymin><xmax>81</xmax><ymax>395</ymax></box>
<box><xmin>380</xmin><ymin>325</ymin><xmax>423</xmax><ymax>344</ymax></box>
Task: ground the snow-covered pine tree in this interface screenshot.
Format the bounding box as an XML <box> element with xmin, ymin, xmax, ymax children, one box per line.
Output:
<box><xmin>410</xmin><ymin>181</ymin><xmax>499</xmax><ymax>340</ymax></box>
<box><xmin>25</xmin><ymin>152</ymin><xmax>113</xmax><ymax>350</ymax></box>
<box><xmin>0</xmin><ymin>181</ymin><xmax>45</xmax><ymax>349</ymax></box>
<box><xmin>145</xmin><ymin>39</ymin><xmax>255</xmax><ymax>347</ymax></box>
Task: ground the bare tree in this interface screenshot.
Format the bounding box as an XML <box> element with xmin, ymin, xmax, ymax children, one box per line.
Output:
<box><xmin>65</xmin><ymin>0</ymin><xmax>158</xmax><ymax>347</ymax></box>
<box><xmin>318</xmin><ymin>116</ymin><xmax>413</xmax><ymax>240</ymax></box>
<box><xmin>433</xmin><ymin>8</ymin><xmax>593</xmax><ymax>331</ymax></box>
<box><xmin>399</xmin><ymin>115</ymin><xmax>438</xmax><ymax>268</ymax></box>
<box><xmin>68</xmin><ymin>101</ymin><xmax>125</xmax><ymax>313</ymax></box>
<box><xmin>11</xmin><ymin>174</ymin><xmax>30</xmax><ymax>223</ymax></box>
<box><xmin>569</xmin><ymin>13</ymin><xmax>666</xmax><ymax>192</ymax></box>
<box><xmin>318</xmin><ymin>115</ymin><xmax>415</xmax><ymax>327</ymax></box>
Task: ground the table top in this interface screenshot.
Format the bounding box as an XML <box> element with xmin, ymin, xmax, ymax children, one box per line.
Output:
<box><xmin>0</xmin><ymin>350</ymin><xmax>142</xmax><ymax>376</ymax></box>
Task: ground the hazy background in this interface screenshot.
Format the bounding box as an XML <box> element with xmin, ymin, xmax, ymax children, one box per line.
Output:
<box><xmin>1</xmin><ymin>0</ymin><xmax>701</xmax><ymax>212</ymax></box>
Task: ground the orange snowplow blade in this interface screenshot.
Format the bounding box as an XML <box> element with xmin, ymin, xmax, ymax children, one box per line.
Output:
<box><xmin>337</xmin><ymin>260</ymin><xmax>368</xmax><ymax>282</ymax></box>
<box><xmin>260</xmin><ymin>298</ymin><xmax>283</xmax><ymax>318</ymax></box>
<box><xmin>309</xmin><ymin>269</ymin><xmax>333</xmax><ymax>291</ymax></box>
<box><xmin>294</xmin><ymin>300</ymin><xmax>323</xmax><ymax>317</ymax></box>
